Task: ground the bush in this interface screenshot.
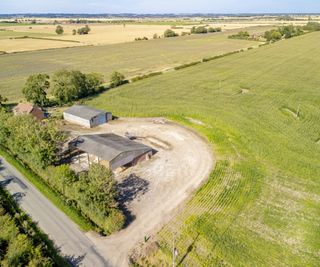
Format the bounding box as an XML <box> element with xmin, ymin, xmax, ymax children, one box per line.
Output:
<box><xmin>135</xmin><ymin>37</ymin><xmax>148</xmax><ymax>41</ymax></box>
<box><xmin>191</xmin><ymin>26</ymin><xmax>208</xmax><ymax>34</ymax></box>
<box><xmin>77</xmin><ymin>25</ymin><xmax>91</xmax><ymax>35</ymax></box>
<box><xmin>304</xmin><ymin>22</ymin><xmax>320</xmax><ymax>31</ymax></box>
<box><xmin>181</xmin><ymin>31</ymin><xmax>191</xmax><ymax>36</ymax></box>
<box><xmin>208</xmin><ymin>27</ymin><xmax>222</xmax><ymax>33</ymax></box>
<box><xmin>164</xmin><ymin>29</ymin><xmax>178</xmax><ymax>38</ymax></box>
<box><xmin>131</xmin><ymin>72</ymin><xmax>163</xmax><ymax>82</ymax></box>
<box><xmin>228</xmin><ymin>31</ymin><xmax>250</xmax><ymax>40</ymax></box>
<box><xmin>174</xmin><ymin>61</ymin><xmax>201</xmax><ymax>70</ymax></box>
<box><xmin>55</xmin><ymin>25</ymin><xmax>64</xmax><ymax>35</ymax></box>
<box><xmin>110</xmin><ymin>71</ymin><xmax>126</xmax><ymax>88</ymax></box>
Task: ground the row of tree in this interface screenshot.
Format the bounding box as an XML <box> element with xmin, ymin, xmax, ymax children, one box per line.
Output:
<box><xmin>0</xmin><ymin>110</ymin><xmax>125</xmax><ymax>234</ymax></box>
<box><xmin>22</xmin><ymin>70</ymin><xmax>126</xmax><ymax>107</ymax></box>
<box><xmin>163</xmin><ymin>26</ymin><xmax>222</xmax><ymax>38</ymax></box>
<box><xmin>23</xmin><ymin>70</ymin><xmax>103</xmax><ymax>106</ymax></box>
<box><xmin>191</xmin><ymin>26</ymin><xmax>222</xmax><ymax>34</ymax></box>
<box><xmin>264</xmin><ymin>25</ymin><xmax>304</xmax><ymax>42</ymax></box>
<box><xmin>0</xmin><ymin>111</ymin><xmax>62</xmax><ymax>169</ymax></box>
<box><xmin>47</xmin><ymin>163</ymin><xmax>125</xmax><ymax>234</ymax></box>
<box><xmin>55</xmin><ymin>25</ymin><xmax>91</xmax><ymax>35</ymax></box>
<box><xmin>228</xmin><ymin>31</ymin><xmax>251</xmax><ymax>40</ymax></box>
<box><xmin>264</xmin><ymin>22</ymin><xmax>320</xmax><ymax>42</ymax></box>
<box><xmin>0</xmin><ymin>185</ymin><xmax>66</xmax><ymax>266</ymax></box>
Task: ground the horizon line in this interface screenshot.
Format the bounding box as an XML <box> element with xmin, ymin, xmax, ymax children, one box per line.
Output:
<box><xmin>1</xmin><ymin>12</ymin><xmax>320</xmax><ymax>16</ymax></box>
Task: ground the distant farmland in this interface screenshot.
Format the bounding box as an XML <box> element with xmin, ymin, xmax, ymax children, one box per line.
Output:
<box><xmin>87</xmin><ymin>32</ymin><xmax>320</xmax><ymax>266</ymax></box>
<box><xmin>0</xmin><ymin>30</ymin><xmax>262</xmax><ymax>101</ymax></box>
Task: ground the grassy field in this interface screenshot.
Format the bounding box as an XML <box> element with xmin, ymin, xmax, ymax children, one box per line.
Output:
<box><xmin>87</xmin><ymin>32</ymin><xmax>320</xmax><ymax>266</ymax></box>
<box><xmin>0</xmin><ymin>31</ymin><xmax>262</xmax><ymax>101</ymax></box>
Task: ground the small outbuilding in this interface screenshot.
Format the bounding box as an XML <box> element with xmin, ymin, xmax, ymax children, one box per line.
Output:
<box><xmin>71</xmin><ymin>133</ymin><xmax>154</xmax><ymax>170</ymax></box>
<box><xmin>13</xmin><ymin>103</ymin><xmax>45</xmax><ymax>121</ymax></box>
<box><xmin>63</xmin><ymin>105</ymin><xmax>112</xmax><ymax>128</ymax></box>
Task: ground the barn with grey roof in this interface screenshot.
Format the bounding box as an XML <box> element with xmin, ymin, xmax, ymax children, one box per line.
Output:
<box><xmin>63</xmin><ymin>105</ymin><xmax>112</xmax><ymax>128</ymax></box>
<box><xmin>71</xmin><ymin>134</ymin><xmax>154</xmax><ymax>170</ymax></box>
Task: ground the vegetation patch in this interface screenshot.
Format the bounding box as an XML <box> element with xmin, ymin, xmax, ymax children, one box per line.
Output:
<box><xmin>0</xmin><ymin>147</ymin><xmax>93</xmax><ymax>232</ymax></box>
<box><xmin>87</xmin><ymin>32</ymin><xmax>320</xmax><ymax>266</ymax></box>
<box><xmin>174</xmin><ymin>61</ymin><xmax>202</xmax><ymax>70</ymax></box>
<box><xmin>0</xmin><ymin>185</ymin><xmax>69</xmax><ymax>266</ymax></box>
<box><xmin>131</xmin><ymin>71</ymin><xmax>163</xmax><ymax>82</ymax></box>
<box><xmin>0</xmin><ymin>109</ymin><xmax>125</xmax><ymax>235</ymax></box>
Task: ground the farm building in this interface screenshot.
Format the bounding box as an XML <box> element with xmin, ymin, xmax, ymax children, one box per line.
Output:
<box><xmin>63</xmin><ymin>105</ymin><xmax>112</xmax><ymax>128</ymax></box>
<box><xmin>71</xmin><ymin>133</ymin><xmax>154</xmax><ymax>170</ymax></box>
<box><xmin>13</xmin><ymin>103</ymin><xmax>45</xmax><ymax>121</ymax></box>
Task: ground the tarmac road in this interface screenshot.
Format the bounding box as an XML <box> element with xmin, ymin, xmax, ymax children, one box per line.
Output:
<box><xmin>0</xmin><ymin>157</ymin><xmax>109</xmax><ymax>267</ymax></box>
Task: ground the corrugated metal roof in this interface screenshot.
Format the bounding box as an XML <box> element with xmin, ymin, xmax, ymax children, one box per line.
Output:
<box><xmin>64</xmin><ymin>105</ymin><xmax>107</xmax><ymax>120</ymax></box>
<box><xmin>74</xmin><ymin>134</ymin><xmax>152</xmax><ymax>162</ymax></box>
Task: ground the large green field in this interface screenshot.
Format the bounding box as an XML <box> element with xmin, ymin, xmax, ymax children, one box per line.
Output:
<box><xmin>87</xmin><ymin>32</ymin><xmax>320</xmax><ymax>266</ymax></box>
<box><xmin>0</xmin><ymin>31</ymin><xmax>260</xmax><ymax>101</ymax></box>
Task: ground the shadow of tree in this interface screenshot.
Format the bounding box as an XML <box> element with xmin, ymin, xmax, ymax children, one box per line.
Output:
<box><xmin>0</xmin><ymin>178</ymin><xmax>13</xmax><ymax>187</ymax></box>
<box><xmin>117</xmin><ymin>174</ymin><xmax>149</xmax><ymax>204</ymax></box>
<box><xmin>117</xmin><ymin>174</ymin><xmax>149</xmax><ymax>227</ymax></box>
<box><xmin>65</xmin><ymin>253</ymin><xmax>86</xmax><ymax>266</ymax></box>
<box><xmin>12</xmin><ymin>191</ymin><xmax>26</xmax><ymax>203</ymax></box>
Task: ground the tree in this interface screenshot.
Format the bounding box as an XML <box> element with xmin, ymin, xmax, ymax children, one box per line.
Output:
<box><xmin>49</xmin><ymin>165</ymin><xmax>77</xmax><ymax>195</ymax></box>
<box><xmin>191</xmin><ymin>26</ymin><xmax>208</xmax><ymax>34</ymax></box>
<box><xmin>76</xmin><ymin>164</ymin><xmax>125</xmax><ymax>234</ymax></box>
<box><xmin>0</xmin><ymin>109</ymin><xmax>11</xmax><ymax>146</ymax></box>
<box><xmin>22</xmin><ymin>74</ymin><xmax>50</xmax><ymax>107</ymax></box>
<box><xmin>85</xmin><ymin>73</ymin><xmax>104</xmax><ymax>94</ymax></box>
<box><xmin>304</xmin><ymin>22</ymin><xmax>320</xmax><ymax>31</ymax></box>
<box><xmin>77</xmin><ymin>25</ymin><xmax>91</xmax><ymax>35</ymax></box>
<box><xmin>264</xmin><ymin>29</ymin><xmax>282</xmax><ymax>42</ymax></box>
<box><xmin>51</xmin><ymin>70</ymin><xmax>84</xmax><ymax>104</ymax></box>
<box><xmin>163</xmin><ymin>29</ymin><xmax>178</xmax><ymax>38</ymax></box>
<box><xmin>110</xmin><ymin>71</ymin><xmax>126</xmax><ymax>88</ymax></box>
<box><xmin>52</xmin><ymin>69</ymin><xmax>104</xmax><ymax>104</ymax></box>
<box><xmin>5</xmin><ymin>115</ymin><xmax>63</xmax><ymax>169</ymax></box>
<box><xmin>55</xmin><ymin>25</ymin><xmax>64</xmax><ymax>35</ymax></box>
<box><xmin>208</xmin><ymin>27</ymin><xmax>222</xmax><ymax>33</ymax></box>
<box><xmin>72</xmin><ymin>29</ymin><xmax>77</xmax><ymax>35</ymax></box>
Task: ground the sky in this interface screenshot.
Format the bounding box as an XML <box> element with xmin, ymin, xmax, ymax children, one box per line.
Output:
<box><xmin>1</xmin><ymin>0</ymin><xmax>320</xmax><ymax>14</ymax></box>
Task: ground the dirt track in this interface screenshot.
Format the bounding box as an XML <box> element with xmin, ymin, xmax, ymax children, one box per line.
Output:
<box><xmin>64</xmin><ymin>118</ymin><xmax>214</xmax><ymax>267</ymax></box>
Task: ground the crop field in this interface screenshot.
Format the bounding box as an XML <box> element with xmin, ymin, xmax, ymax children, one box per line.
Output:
<box><xmin>0</xmin><ymin>24</ymin><xmax>189</xmax><ymax>52</ymax></box>
<box><xmin>87</xmin><ymin>32</ymin><xmax>320</xmax><ymax>266</ymax></box>
<box><xmin>0</xmin><ymin>30</ymin><xmax>264</xmax><ymax>101</ymax></box>
<box><xmin>0</xmin><ymin>23</ymin><xmax>275</xmax><ymax>53</ymax></box>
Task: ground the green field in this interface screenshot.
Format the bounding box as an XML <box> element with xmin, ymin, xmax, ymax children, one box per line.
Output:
<box><xmin>0</xmin><ymin>30</ymin><xmax>55</xmax><ymax>39</ymax></box>
<box><xmin>0</xmin><ymin>31</ymin><xmax>260</xmax><ymax>101</ymax></box>
<box><xmin>87</xmin><ymin>32</ymin><xmax>320</xmax><ymax>266</ymax></box>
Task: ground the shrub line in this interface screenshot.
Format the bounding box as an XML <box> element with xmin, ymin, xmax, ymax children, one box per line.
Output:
<box><xmin>0</xmin><ymin>146</ymin><xmax>94</xmax><ymax>232</ymax></box>
<box><xmin>126</xmin><ymin>45</ymin><xmax>265</xmax><ymax>84</ymax></box>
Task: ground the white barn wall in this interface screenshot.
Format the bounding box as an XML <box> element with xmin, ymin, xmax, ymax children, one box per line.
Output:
<box><xmin>63</xmin><ymin>113</ymin><xmax>91</xmax><ymax>128</ymax></box>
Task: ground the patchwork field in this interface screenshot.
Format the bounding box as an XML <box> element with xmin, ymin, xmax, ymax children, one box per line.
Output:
<box><xmin>0</xmin><ymin>30</ymin><xmax>264</xmax><ymax>101</ymax></box>
<box><xmin>87</xmin><ymin>32</ymin><xmax>320</xmax><ymax>266</ymax></box>
<box><xmin>0</xmin><ymin>23</ymin><xmax>276</xmax><ymax>54</ymax></box>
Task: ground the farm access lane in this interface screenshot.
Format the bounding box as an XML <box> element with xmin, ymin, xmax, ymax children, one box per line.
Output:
<box><xmin>0</xmin><ymin>157</ymin><xmax>109</xmax><ymax>267</ymax></box>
